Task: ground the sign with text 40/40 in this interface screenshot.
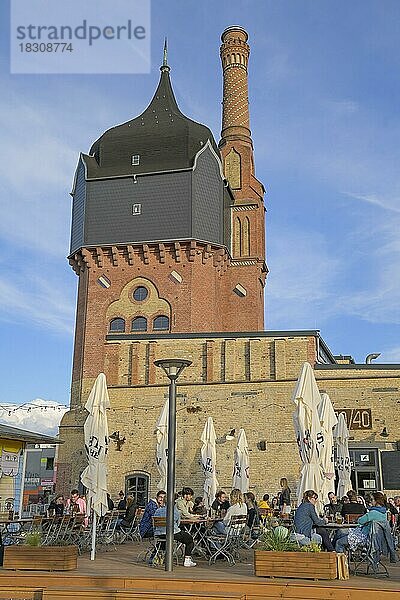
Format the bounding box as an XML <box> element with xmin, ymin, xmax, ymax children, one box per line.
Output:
<box><xmin>334</xmin><ymin>408</ymin><xmax>372</xmax><ymax>430</ymax></box>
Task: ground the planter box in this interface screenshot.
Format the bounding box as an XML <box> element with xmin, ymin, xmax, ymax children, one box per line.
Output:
<box><xmin>254</xmin><ymin>550</ymin><xmax>338</xmax><ymax>580</ymax></box>
<box><xmin>3</xmin><ymin>545</ymin><xmax>78</xmax><ymax>571</ymax></box>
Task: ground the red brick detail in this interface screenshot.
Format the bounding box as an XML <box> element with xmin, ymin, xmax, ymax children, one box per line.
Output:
<box><xmin>131</xmin><ymin>342</ymin><xmax>140</xmax><ymax>385</ymax></box>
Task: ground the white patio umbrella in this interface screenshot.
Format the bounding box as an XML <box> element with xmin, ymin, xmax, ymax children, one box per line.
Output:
<box><xmin>318</xmin><ymin>392</ymin><xmax>338</xmax><ymax>504</ymax></box>
<box><xmin>292</xmin><ymin>362</ymin><xmax>324</xmax><ymax>507</ymax></box>
<box><xmin>155</xmin><ymin>399</ymin><xmax>168</xmax><ymax>491</ymax></box>
<box><xmin>80</xmin><ymin>372</ymin><xmax>110</xmax><ymax>561</ymax></box>
<box><xmin>201</xmin><ymin>417</ymin><xmax>219</xmax><ymax>511</ymax></box>
<box><xmin>232</xmin><ymin>428</ymin><xmax>250</xmax><ymax>493</ymax></box>
<box><xmin>334</xmin><ymin>413</ymin><xmax>353</xmax><ymax>499</ymax></box>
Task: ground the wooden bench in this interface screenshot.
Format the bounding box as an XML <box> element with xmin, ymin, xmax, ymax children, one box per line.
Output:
<box><xmin>42</xmin><ymin>587</ymin><xmax>246</xmax><ymax>600</ymax></box>
<box><xmin>0</xmin><ymin>587</ymin><xmax>41</xmax><ymax>600</ymax></box>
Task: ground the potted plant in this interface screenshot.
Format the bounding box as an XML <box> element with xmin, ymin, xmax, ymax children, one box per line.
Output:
<box><xmin>3</xmin><ymin>528</ymin><xmax>78</xmax><ymax>571</ymax></box>
<box><xmin>254</xmin><ymin>525</ymin><xmax>338</xmax><ymax>580</ymax></box>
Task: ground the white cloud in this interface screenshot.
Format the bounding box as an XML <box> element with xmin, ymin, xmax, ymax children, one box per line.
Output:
<box><xmin>0</xmin><ymin>271</ymin><xmax>75</xmax><ymax>335</ymax></box>
<box><xmin>343</xmin><ymin>192</ymin><xmax>400</xmax><ymax>214</ymax></box>
<box><xmin>0</xmin><ymin>399</ymin><xmax>68</xmax><ymax>437</ymax></box>
<box><xmin>266</xmin><ymin>228</ymin><xmax>342</xmax><ymax>328</ymax></box>
<box><xmin>380</xmin><ymin>346</ymin><xmax>400</xmax><ymax>363</ymax></box>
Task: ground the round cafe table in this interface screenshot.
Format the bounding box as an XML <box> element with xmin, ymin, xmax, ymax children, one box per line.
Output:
<box><xmin>180</xmin><ymin>518</ymin><xmax>216</xmax><ymax>558</ymax></box>
<box><xmin>324</xmin><ymin>522</ymin><xmax>356</xmax><ymax>540</ymax></box>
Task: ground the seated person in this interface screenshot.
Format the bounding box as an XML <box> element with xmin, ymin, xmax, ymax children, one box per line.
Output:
<box><xmin>106</xmin><ymin>493</ymin><xmax>114</xmax><ymax>511</ymax></box>
<box><xmin>258</xmin><ymin>494</ymin><xmax>271</xmax><ymax>509</ymax></box>
<box><xmin>66</xmin><ymin>489</ymin><xmax>88</xmax><ymax>527</ymax></box>
<box><xmin>153</xmin><ymin>501</ymin><xmax>196</xmax><ymax>567</ymax></box>
<box><xmin>192</xmin><ymin>496</ymin><xmax>207</xmax><ymax>516</ymax></box>
<box><xmin>335</xmin><ymin>491</ymin><xmax>388</xmax><ymax>553</ymax></box>
<box><xmin>324</xmin><ymin>492</ymin><xmax>342</xmax><ymax>516</ymax></box>
<box><xmin>245</xmin><ymin>491</ymin><xmax>260</xmax><ymax>528</ymax></box>
<box><xmin>66</xmin><ymin>489</ymin><xmax>86</xmax><ymax>516</ymax></box>
<box><xmin>139</xmin><ymin>490</ymin><xmax>166</xmax><ymax>538</ymax></box>
<box><xmin>176</xmin><ymin>487</ymin><xmax>200</xmax><ymax>519</ymax></box>
<box><xmin>213</xmin><ymin>488</ymin><xmax>248</xmax><ymax>535</ymax></box>
<box><xmin>47</xmin><ymin>494</ymin><xmax>65</xmax><ymax>517</ymax></box>
<box><xmin>211</xmin><ymin>490</ymin><xmax>230</xmax><ymax>515</ymax></box>
<box><xmin>117</xmin><ymin>494</ymin><xmax>137</xmax><ymax>529</ymax></box>
<box><xmin>117</xmin><ymin>490</ymin><xmax>127</xmax><ymax>511</ymax></box>
<box><xmin>341</xmin><ymin>490</ymin><xmax>367</xmax><ymax>520</ymax></box>
<box><xmin>270</xmin><ymin>496</ymin><xmax>279</xmax><ymax>511</ymax></box>
<box><xmin>293</xmin><ymin>490</ymin><xmax>334</xmax><ymax>552</ymax></box>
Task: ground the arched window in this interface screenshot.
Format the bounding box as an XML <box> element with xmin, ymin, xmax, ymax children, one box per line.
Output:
<box><xmin>125</xmin><ymin>473</ymin><xmax>149</xmax><ymax>507</ymax></box>
<box><xmin>153</xmin><ymin>315</ymin><xmax>169</xmax><ymax>331</ymax></box>
<box><xmin>131</xmin><ymin>316</ymin><xmax>147</xmax><ymax>332</ymax></box>
<box><xmin>109</xmin><ymin>317</ymin><xmax>125</xmax><ymax>333</ymax></box>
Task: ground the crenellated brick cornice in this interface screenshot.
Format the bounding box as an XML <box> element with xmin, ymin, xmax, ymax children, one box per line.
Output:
<box><xmin>68</xmin><ymin>240</ymin><xmax>231</xmax><ymax>275</ymax></box>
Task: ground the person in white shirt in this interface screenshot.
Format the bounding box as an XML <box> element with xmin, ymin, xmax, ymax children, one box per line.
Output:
<box><xmin>213</xmin><ymin>488</ymin><xmax>247</xmax><ymax>535</ymax></box>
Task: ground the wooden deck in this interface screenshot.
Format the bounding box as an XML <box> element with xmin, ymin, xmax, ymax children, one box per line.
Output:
<box><xmin>0</xmin><ymin>542</ymin><xmax>399</xmax><ymax>600</ymax></box>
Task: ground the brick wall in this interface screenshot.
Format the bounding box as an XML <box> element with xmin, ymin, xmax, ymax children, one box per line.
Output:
<box><xmin>58</xmin><ymin>333</ymin><xmax>400</xmax><ymax>500</ymax></box>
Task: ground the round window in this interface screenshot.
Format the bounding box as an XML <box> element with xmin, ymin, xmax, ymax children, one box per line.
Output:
<box><xmin>133</xmin><ymin>286</ymin><xmax>148</xmax><ymax>302</ymax></box>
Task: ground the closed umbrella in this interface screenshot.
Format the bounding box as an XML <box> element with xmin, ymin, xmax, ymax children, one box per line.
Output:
<box><xmin>232</xmin><ymin>428</ymin><xmax>250</xmax><ymax>493</ymax></box>
<box><xmin>156</xmin><ymin>399</ymin><xmax>168</xmax><ymax>491</ymax></box>
<box><xmin>334</xmin><ymin>413</ymin><xmax>352</xmax><ymax>499</ymax></box>
<box><xmin>318</xmin><ymin>392</ymin><xmax>338</xmax><ymax>504</ymax></box>
<box><xmin>292</xmin><ymin>362</ymin><xmax>324</xmax><ymax>506</ymax></box>
<box><xmin>201</xmin><ymin>417</ymin><xmax>219</xmax><ymax>511</ymax></box>
<box><xmin>80</xmin><ymin>372</ymin><xmax>110</xmax><ymax>560</ymax></box>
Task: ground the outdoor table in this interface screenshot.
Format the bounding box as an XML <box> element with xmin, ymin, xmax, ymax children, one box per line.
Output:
<box><xmin>181</xmin><ymin>518</ymin><xmax>216</xmax><ymax>559</ymax></box>
<box><xmin>324</xmin><ymin>522</ymin><xmax>355</xmax><ymax>540</ymax></box>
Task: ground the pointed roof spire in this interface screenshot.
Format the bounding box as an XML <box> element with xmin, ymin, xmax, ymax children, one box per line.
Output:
<box><xmin>161</xmin><ymin>37</ymin><xmax>170</xmax><ymax>72</ymax></box>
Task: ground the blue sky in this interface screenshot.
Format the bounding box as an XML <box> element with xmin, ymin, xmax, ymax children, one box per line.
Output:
<box><xmin>1</xmin><ymin>0</ymin><xmax>400</xmax><ymax>408</ymax></box>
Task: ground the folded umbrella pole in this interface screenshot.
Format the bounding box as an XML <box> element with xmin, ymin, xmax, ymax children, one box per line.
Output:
<box><xmin>80</xmin><ymin>372</ymin><xmax>110</xmax><ymax>561</ymax></box>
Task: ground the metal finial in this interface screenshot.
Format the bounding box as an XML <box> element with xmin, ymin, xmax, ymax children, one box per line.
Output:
<box><xmin>163</xmin><ymin>38</ymin><xmax>168</xmax><ymax>67</ymax></box>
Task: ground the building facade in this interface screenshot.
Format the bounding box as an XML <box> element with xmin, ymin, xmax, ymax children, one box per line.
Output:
<box><xmin>58</xmin><ymin>28</ymin><xmax>400</xmax><ymax>503</ymax></box>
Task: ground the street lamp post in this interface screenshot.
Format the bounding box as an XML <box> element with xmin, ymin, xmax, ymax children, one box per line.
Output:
<box><xmin>154</xmin><ymin>358</ymin><xmax>192</xmax><ymax>572</ymax></box>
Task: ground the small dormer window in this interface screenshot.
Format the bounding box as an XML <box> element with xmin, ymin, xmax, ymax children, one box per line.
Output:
<box><xmin>131</xmin><ymin>154</ymin><xmax>140</xmax><ymax>166</ymax></box>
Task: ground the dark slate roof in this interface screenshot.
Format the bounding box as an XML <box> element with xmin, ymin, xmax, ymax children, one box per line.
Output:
<box><xmin>86</xmin><ymin>65</ymin><xmax>219</xmax><ymax>179</ymax></box>
<box><xmin>0</xmin><ymin>423</ymin><xmax>62</xmax><ymax>444</ymax></box>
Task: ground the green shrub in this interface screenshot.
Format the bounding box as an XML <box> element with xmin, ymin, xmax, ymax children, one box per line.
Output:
<box><xmin>300</xmin><ymin>540</ymin><xmax>322</xmax><ymax>552</ymax></box>
<box><xmin>260</xmin><ymin>527</ymin><xmax>299</xmax><ymax>552</ymax></box>
<box><xmin>24</xmin><ymin>529</ymin><xmax>42</xmax><ymax>547</ymax></box>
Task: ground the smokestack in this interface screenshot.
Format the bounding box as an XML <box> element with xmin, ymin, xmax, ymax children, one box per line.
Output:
<box><xmin>220</xmin><ymin>26</ymin><xmax>252</xmax><ymax>146</ymax></box>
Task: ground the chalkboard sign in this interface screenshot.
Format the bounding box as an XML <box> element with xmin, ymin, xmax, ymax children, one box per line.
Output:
<box><xmin>381</xmin><ymin>451</ymin><xmax>400</xmax><ymax>489</ymax></box>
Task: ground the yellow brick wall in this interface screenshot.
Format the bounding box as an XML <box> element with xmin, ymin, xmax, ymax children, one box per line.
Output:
<box><xmin>58</xmin><ymin>334</ymin><xmax>400</xmax><ymax>501</ymax></box>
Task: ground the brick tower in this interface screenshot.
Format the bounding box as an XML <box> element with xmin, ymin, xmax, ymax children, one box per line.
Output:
<box><xmin>66</xmin><ymin>29</ymin><xmax>266</xmax><ymax>404</ymax></box>
<box><xmin>58</xmin><ymin>29</ymin><xmax>267</xmax><ymax>489</ymax></box>
<box><xmin>219</xmin><ymin>27</ymin><xmax>267</xmax><ymax>314</ymax></box>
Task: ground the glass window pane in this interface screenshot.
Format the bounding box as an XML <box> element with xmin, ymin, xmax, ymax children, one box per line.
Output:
<box><xmin>109</xmin><ymin>318</ymin><xmax>125</xmax><ymax>332</ymax></box>
<box><xmin>133</xmin><ymin>286</ymin><xmax>148</xmax><ymax>302</ymax></box>
<box><xmin>132</xmin><ymin>317</ymin><xmax>147</xmax><ymax>332</ymax></box>
<box><xmin>153</xmin><ymin>316</ymin><xmax>169</xmax><ymax>331</ymax></box>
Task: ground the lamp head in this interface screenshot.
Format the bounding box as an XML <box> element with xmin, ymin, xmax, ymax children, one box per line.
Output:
<box><xmin>154</xmin><ymin>358</ymin><xmax>192</xmax><ymax>380</ymax></box>
<box><xmin>380</xmin><ymin>427</ymin><xmax>389</xmax><ymax>438</ymax></box>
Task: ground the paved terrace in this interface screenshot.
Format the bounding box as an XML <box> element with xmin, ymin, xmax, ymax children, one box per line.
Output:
<box><xmin>0</xmin><ymin>542</ymin><xmax>399</xmax><ymax>599</ymax></box>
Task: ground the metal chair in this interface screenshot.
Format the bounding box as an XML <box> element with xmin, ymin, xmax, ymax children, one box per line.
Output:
<box><xmin>349</xmin><ymin>520</ymin><xmax>397</xmax><ymax>577</ymax></box>
<box><xmin>208</xmin><ymin>514</ymin><xmax>247</xmax><ymax>565</ymax></box>
<box><xmin>144</xmin><ymin>516</ymin><xmax>183</xmax><ymax>566</ymax></box>
<box><xmin>119</xmin><ymin>509</ymin><xmax>142</xmax><ymax>543</ymax></box>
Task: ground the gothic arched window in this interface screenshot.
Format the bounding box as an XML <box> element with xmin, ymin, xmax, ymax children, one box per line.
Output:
<box><xmin>234</xmin><ymin>216</ymin><xmax>242</xmax><ymax>256</ymax></box>
<box><xmin>242</xmin><ymin>216</ymin><xmax>250</xmax><ymax>256</ymax></box>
